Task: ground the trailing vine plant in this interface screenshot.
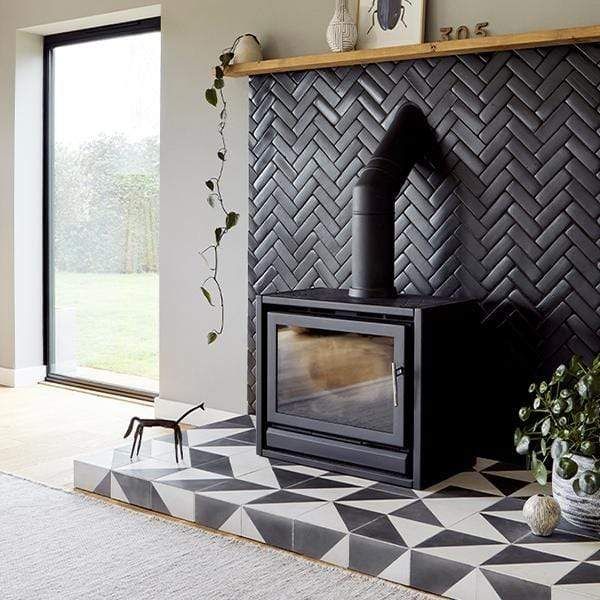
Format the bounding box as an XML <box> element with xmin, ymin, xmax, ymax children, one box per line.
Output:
<box><xmin>201</xmin><ymin>38</ymin><xmax>245</xmax><ymax>344</ymax></box>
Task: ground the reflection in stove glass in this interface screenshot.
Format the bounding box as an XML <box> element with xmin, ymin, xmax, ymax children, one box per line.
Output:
<box><xmin>276</xmin><ymin>325</ymin><xmax>395</xmax><ymax>433</ymax></box>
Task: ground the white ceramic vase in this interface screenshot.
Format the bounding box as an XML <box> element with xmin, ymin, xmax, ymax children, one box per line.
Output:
<box><xmin>523</xmin><ymin>494</ymin><xmax>561</xmax><ymax>536</ymax></box>
<box><xmin>326</xmin><ymin>0</ymin><xmax>358</xmax><ymax>53</ymax></box>
<box><xmin>553</xmin><ymin>455</ymin><xmax>600</xmax><ymax>532</ymax></box>
<box><xmin>232</xmin><ymin>34</ymin><xmax>263</xmax><ymax>64</ymax></box>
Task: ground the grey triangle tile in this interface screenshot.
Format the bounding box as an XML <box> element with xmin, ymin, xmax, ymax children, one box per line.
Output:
<box><xmin>483</xmin><ymin>513</ymin><xmax>532</xmax><ymax>543</ymax></box>
<box><xmin>223</xmin><ymin>429</ymin><xmax>256</xmax><ymax>444</ymax></box>
<box><xmin>243</xmin><ymin>507</ymin><xmax>293</xmax><ymax>551</ymax></box>
<box><xmin>353</xmin><ymin>515</ymin><xmax>405</xmax><ymax>546</ymax></box>
<box><xmin>426</xmin><ymin>485</ymin><xmax>498</xmax><ymax>499</ymax></box>
<box><xmin>337</xmin><ymin>487</ymin><xmax>407</xmax><ymax>502</ymax></box>
<box><xmin>417</xmin><ymin>529</ymin><xmax>502</xmax><ymax>548</ymax></box>
<box><xmin>335</xmin><ymin>503</ymin><xmax>382</xmax><ymax>532</ymax></box>
<box><xmin>349</xmin><ymin>532</ymin><xmax>407</xmax><ymax>576</ymax></box>
<box><xmin>93</xmin><ymin>472</ymin><xmax>111</xmax><ymax>497</ymax></box>
<box><xmin>197</xmin><ymin>457</ymin><xmax>234</xmax><ymax>478</ymax></box>
<box><xmin>484</xmin><ymin>497</ymin><xmax>526</xmax><ymax>512</ymax></box>
<box><xmin>480</xmin><ymin>568</ymin><xmax>551</xmax><ymax>599</ymax></box>
<box><xmin>291</xmin><ymin>476</ymin><xmax>355</xmax><ymax>490</ymax></box>
<box><xmin>410</xmin><ymin>550</ymin><xmax>474</xmax><ymax>596</ymax></box>
<box><xmin>294</xmin><ymin>520</ymin><xmax>347</xmax><ymax>559</ymax></box>
<box><xmin>247</xmin><ymin>490</ymin><xmax>320</xmax><ymax>505</ymax></box>
<box><xmin>519</xmin><ymin>530</ymin><xmax>600</xmax><ymax>544</ymax></box>
<box><xmin>198</xmin><ymin>415</ymin><xmax>255</xmax><ymax>429</ymax></box>
<box><xmin>151</xmin><ymin>486</ymin><xmax>172</xmax><ymax>516</ymax></box>
<box><xmin>588</xmin><ymin>549</ymin><xmax>600</xmax><ymax>560</ymax></box>
<box><xmin>556</xmin><ymin>561</ymin><xmax>600</xmax><ymax>585</ymax></box>
<box><xmin>483</xmin><ymin>545</ymin><xmax>575</xmax><ymax>565</ymax></box>
<box><xmin>483</xmin><ymin>473</ymin><xmax>532</xmax><ymax>496</ymax></box>
<box><xmin>390</xmin><ymin>500</ymin><xmax>442</xmax><ymax>526</ymax></box>
<box><xmin>195</xmin><ymin>495</ymin><xmax>239</xmax><ymax>530</ymax></box>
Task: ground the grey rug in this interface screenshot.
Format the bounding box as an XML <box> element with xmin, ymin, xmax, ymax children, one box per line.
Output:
<box><xmin>0</xmin><ymin>473</ymin><xmax>432</xmax><ymax>600</ymax></box>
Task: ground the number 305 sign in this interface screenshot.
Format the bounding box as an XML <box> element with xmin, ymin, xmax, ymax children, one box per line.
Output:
<box><xmin>440</xmin><ymin>22</ymin><xmax>489</xmax><ymax>41</ymax></box>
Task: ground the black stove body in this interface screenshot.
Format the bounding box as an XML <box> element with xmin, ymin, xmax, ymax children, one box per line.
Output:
<box><xmin>256</xmin><ymin>289</ymin><xmax>478</xmax><ymax>489</ymax></box>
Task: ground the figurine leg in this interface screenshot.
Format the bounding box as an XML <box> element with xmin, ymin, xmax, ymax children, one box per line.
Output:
<box><xmin>136</xmin><ymin>425</ymin><xmax>144</xmax><ymax>456</ymax></box>
<box><xmin>173</xmin><ymin>428</ymin><xmax>179</xmax><ymax>462</ymax></box>
<box><xmin>130</xmin><ymin>427</ymin><xmax>140</xmax><ymax>459</ymax></box>
<box><xmin>176</xmin><ymin>427</ymin><xmax>184</xmax><ymax>461</ymax></box>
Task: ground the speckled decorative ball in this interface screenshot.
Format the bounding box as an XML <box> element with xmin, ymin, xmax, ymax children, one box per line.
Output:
<box><xmin>523</xmin><ymin>494</ymin><xmax>561</xmax><ymax>536</ymax></box>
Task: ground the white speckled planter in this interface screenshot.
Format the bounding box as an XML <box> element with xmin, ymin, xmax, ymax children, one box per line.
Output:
<box><xmin>553</xmin><ymin>455</ymin><xmax>600</xmax><ymax>533</ymax></box>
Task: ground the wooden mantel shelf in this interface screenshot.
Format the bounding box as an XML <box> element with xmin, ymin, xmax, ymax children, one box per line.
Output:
<box><xmin>226</xmin><ymin>24</ymin><xmax>600</xmax><ymax>77</ymax></box>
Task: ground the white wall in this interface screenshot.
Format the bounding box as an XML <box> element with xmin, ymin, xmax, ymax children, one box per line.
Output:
<box><xmin>0</xmin><ymin>0</ymin><xmax>598</xmax><ymax>409</ymax></box>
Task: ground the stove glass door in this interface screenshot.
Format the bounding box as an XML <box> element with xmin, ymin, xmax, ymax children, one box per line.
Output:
<box><xmin>267</xmin><ymin>312</ymin><xmax>406</xmax><ymax>447</ymax></box>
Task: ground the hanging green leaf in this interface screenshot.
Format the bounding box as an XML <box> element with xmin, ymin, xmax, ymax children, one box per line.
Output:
<box><xmin>206</xmin><ymin>180</ymin><xmax>215</xmax><ymax>191</ymax></box>
<box><xmin>226</xmin><ymin>212</ymin><xmax>239</xmax><ymax>229</ymax></box>
<box><xmin>205</xmin><ymin>87</ymin><xmax>218</xmax><ymax>106</ymax></box>
<box><xmin>215</xmin><ymin>227</ymin><xmax>224</xmax><ymax>245</ymax></box>
<box><xmin>215</xmin><ymin>66</ymin><xmax>224</xmax><ymax>78</ymax></box>
<box><xmin>214</xmin><ymin>78</ymin><xmax>224</xmax><ymax>90</ymax></box>
<box><xmin>201</xmin><ymin>287</ymin><xmax>214</xmax><ymax>306</ymax></box>
<box><xmin>217</xmin><ymin>150</ymin><xmax>226</xmax><ymax>161</ymax></box>
<box><xmin>207</xmin><ymin>331</ymin><xmax>218</xmax><ymax>344</ymax></box>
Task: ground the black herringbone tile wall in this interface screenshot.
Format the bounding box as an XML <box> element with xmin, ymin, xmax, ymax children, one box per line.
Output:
<box><xmin>248</xmin><ymin>44</ymin><xmax>600</xmax><ymax>415</ymax></box>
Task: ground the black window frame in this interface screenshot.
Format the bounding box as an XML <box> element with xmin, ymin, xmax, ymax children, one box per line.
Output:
<box><xmin>43</xmin><ymin>17</ymin><xmax>161</xmax><ymax>401</ymax></box>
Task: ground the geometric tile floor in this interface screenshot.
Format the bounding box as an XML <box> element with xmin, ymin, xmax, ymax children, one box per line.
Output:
<box><xmin>74</xmin><ymin>415</ymin><xmax>600</xmax><ymax>599</ymax></box>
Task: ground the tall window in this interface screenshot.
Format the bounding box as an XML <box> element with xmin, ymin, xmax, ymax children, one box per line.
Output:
<box><xmin>44</xmin><ymin>19</ymin><xmax>161</xmax><ymax>399</ymax></box>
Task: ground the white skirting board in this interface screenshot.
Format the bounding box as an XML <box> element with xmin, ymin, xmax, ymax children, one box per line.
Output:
<box><xmin>0</xmin><ymin>365</ymin><xmax>46</xmax><ymax>387</ymax></box>
<box><xmin>154</xmin><ymin>396</ymin><xmax>243</xmax><ymax>426</ymax></box>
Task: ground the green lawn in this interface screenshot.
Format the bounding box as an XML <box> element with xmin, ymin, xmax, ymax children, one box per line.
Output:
<box><xmin>55</xmin><ymin>272</ymin><xmax>159</xmax><ymax>380</ymax></box>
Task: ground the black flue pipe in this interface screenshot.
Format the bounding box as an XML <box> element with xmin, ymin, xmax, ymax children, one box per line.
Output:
<box><xmin>349</xmin><ymin>103</ymin><xmax>432</xmax><ymax>299</ymax></box>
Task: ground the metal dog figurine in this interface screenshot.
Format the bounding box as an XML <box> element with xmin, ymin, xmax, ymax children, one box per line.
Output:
<box><xmin>124</xmin><ymin>403</ymin><xmax>205</xmax><ymax>462</ymax></box>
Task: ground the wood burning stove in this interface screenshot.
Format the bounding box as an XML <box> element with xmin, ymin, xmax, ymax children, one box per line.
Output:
<box><xmin>256</xmin><ymin>289</ymin><xmax>478</xmax><ymax>489</ymax></box>
<box><xmin>256</xmin><ymin>102</ymin><xmax>478</xmax><ymax>489</ymax></box>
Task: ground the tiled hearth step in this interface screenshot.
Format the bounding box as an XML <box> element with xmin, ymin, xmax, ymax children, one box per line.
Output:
<box><xmin>74</xmin><ymin>416</ymin><xmax>600</xmax><ymax>600</ymax></box>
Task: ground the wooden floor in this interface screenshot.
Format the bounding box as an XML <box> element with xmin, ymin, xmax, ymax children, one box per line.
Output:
<box><xmin>0</xmin><ymin>383</ymin><xmax>163</xmax><ymax>489</ymax></box>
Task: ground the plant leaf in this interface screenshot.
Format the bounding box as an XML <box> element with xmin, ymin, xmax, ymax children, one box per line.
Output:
<box><xmin>217</xmin><ymin>150</ymin><xmax>226</xmax><ymax>161</ymax></box>
<box><xmin>215</xmin><ymin>227</ymin><xmax>224</xmax><ymax>245</ymax></box>
<box><xmin>215</xmin><ymin>66</ymin><xmax>224</xmax><ymax>78</ymax></box>
<box><xmin>206</xmin><ymin>180</ymin><xmax>215</xmax><ymax>191</ymax></box>
<box><xmin>214</xmin><ymin>78</ymin><xmax>224</xmax><ymax>90</ymax></box>
<box><xmin>207</xmin><ymin>331</ymin><xmax>218</xmax><ymax>344</ymax></box>
<box><xmin>551</xmin><ymin>439</ymin><xmax>569</xmax><ymax>460</ymax></box>
<box><xmin>201</xmin><ymin>287</ymin><xmax>213</xmax><ymax>306</ymax></box>
<box><xmin>533</xmin><ymin>460</ymin><xmax>548</xmax><ymax>486</ymax></box>
<box><xmin>516</xmin><ymin>435</ymin><xmax>530</xmax><ymax>456</ymax></box>
<box><xmin>541</xmin><ymin>417</ymin><xmax>551</xmax><ymax>437</ymax></box>
<box><xmin>226</xmin><ymin>212</ymin><xmax>239</xmax><ymax>229</ymax></box>
<box><xmin>205</xmin><ymin>87</ymin><xmax>218</xmax><ymax>107</ymax></box>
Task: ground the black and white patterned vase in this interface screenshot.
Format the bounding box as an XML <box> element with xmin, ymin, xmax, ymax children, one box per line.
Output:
<box><xmin>523</xmin><ymin>494</ymin><xmax>561</xmax><ymax>536</ymax></box>
<box><xmin>326</xmin><ymin>0</ymin><xmax>358</xmax><ymax>52</ymax></box>
<box><xmin>553</xmin><ymin>455</ymin><xmax>600</xmax><ymax>533</ymax></box>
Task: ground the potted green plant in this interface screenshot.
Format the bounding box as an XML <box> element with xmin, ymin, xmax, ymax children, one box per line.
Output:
<box><xmin>515</xmin><ymin>353</ymin><xmax>600</xmax><ymax>532</ymax></box>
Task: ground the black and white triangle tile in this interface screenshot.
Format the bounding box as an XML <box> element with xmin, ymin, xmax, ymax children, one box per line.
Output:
<box><xmin>74</xmin><ymin>414</ymin><xmax>600</xmax><ymax>599</ymax></box>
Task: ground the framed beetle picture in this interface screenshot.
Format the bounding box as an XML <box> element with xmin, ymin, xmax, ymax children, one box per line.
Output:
<box><xmin>356</xmin><ymin>0</ymin><xmax>426</xmax><ymax>49</ymax></box>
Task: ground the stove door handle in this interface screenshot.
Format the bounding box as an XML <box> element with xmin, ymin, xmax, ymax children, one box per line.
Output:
<box><xmin>391</xmin><ymin>362</ymin><xmax>404</xmax><ymax>407</ymax></box>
